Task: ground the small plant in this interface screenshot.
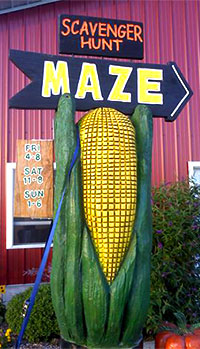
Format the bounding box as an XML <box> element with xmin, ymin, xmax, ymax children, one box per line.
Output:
<box><xmin>0</xmin><ymin>328</ymin><xmax>12</xmax><ymax>348</ymax></box>
<box><xmin>145</xmin><ymin>180</ymin><xmax>200</xmax><ymax>338</ymax></box>
<box><xmin>5</xmin><ymin>284</ymin><xmax>59</xmax><ymax>343</ymax></box>
<box><xmin>23</xmin><ymin>263</ymin><xmax>52</xmax><ymax>282</ymax></box>
<box><xmin>0</xmin><ymin>299</ymin><xmax>6</xmax><ymax>324</ymax></box>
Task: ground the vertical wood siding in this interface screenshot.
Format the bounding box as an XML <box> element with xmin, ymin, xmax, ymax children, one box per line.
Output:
<box><xmin>0</xmin><ymin>0</ymin><xmax>199</xmax><ymax>284</ymax></box>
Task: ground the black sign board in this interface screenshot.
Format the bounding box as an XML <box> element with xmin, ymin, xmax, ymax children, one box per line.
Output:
<box><xmin>9</xmin><ymin>50</ymin><xmax>193</xmax><ymax>121</ymax></box>
<box><xmin>59</xmin><ymin>15</ymin><xmax>144</xmax><ymax>59</ymax></box>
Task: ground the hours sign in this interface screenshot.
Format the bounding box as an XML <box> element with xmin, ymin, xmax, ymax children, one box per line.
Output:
<box><xmin>14</xmin><ymin>140</ymin><xmax>53</xmax><ymax>218</ymax></box>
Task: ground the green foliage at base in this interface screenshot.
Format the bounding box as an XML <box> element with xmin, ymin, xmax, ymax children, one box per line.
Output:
<box><xmin>5</xmin><ymin>284</ymin><xmax>59</xmax><ymax>343</ymax></box>
<box><xmin>145</xmin><ymin>180</ymin><xmax>200</xmax><ymax>338</ymax></box>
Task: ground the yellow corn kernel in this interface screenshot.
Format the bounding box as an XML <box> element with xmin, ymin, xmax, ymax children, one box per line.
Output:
<box><xmin>80</xmin><ymin>108</ymin><xmax>137</xmax><ymax>283</ymax></box>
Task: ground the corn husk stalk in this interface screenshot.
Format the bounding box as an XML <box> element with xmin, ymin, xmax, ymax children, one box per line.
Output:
<box><xmin>51</xmin><ymin>94</ymin><xmax>153</xmax><ymax>348</ymax></box>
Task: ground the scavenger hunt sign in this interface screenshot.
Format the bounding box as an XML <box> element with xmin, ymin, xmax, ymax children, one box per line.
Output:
<box><xmin>59</xmin><ymin>15</ymin><xmax>144</xmax><ymax>59</ymax></box>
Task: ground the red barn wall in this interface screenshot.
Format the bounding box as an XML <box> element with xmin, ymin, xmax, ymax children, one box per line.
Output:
<box><xmin>0</xmin><ymin>0</ymin><xmax>200</xmax><ymax>285</ymax></box>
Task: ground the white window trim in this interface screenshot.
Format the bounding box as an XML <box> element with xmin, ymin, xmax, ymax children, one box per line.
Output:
<box><xmin>6</xmin><ymin>163</ymin><xmax>15</xmax><ymax>249</ymax></box>
<box><xmin>6</xmin><ymin>162</ymin><xmax>55</xmax><ymax>249</ymax></box>
<box><xmin>188</xmin><ymin>161</ymin><xmax>200</xmax><ymax>186</ymax></box>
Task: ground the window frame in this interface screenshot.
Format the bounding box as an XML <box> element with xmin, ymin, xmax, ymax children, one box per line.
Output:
<box><xmin>188</xmin><ymin>161</ymin><xmax>200</xmax><ymax>186</ymax></box>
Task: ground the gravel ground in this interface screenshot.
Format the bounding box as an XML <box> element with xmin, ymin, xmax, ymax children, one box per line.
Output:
<box><xmin>144</xmin><ymin>341</ymin><xmax>155</xmax><ymax>349</ymax></box>
<box><xmin>9</xmin><ymin>342</ymin><xmax>155</xmax><ymax>348</ymax></box>
<box><xmin>12</xmin><ymin>343</ymin><xmax>59</xmax><ymax>349</ymax></box>
<box><xmin>11</xmin><ymin>344</ymin><xmax>59</xmax><ymax>348</ymax></box>
<box><xmin>10</xmin><ymin>339</ymin><xmax>59</xmax><ymax>348</ymax></box>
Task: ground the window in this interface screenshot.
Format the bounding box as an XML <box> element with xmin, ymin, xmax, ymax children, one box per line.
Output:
<box><xmin>6</xmin><ymin>163</ymin><xmax>54</xmax><ymax>249</ymax></box>
<box><xmin>188</xmin><ymin>161</ymin><xmax>200</xmax><ymax>186</ymax></box>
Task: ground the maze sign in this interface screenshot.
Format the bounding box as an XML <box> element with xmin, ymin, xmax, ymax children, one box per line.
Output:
<box><xmin>9</xmin><ymin>49</ymin><xmax>193</xmax><ymax>121</ymax></box>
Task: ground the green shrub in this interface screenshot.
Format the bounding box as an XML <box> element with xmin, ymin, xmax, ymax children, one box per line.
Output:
<box><xmin>145</xmin><ymin>180</ymin><xmax>200</xmax><ymax>338</ymax></box>
<box><xmin>5</xmin><ymin>284</ymin><xmax>59</xmax><ymax>343</ymax></box>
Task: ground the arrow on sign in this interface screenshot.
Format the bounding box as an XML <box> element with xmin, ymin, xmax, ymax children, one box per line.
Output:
<box><xmin>9</xmin><ymin>49</ymin><xmax>193</xmax><ymax>121</ymax></box>
<box><xmin>170</xmin><ymin>64</ymin><xmax>190</xmax><ymax>119</ymax></box>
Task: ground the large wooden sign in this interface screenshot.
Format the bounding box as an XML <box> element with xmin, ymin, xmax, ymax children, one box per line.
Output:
<box><xmin>14</xmin><ymin>140</ymin><xmax>53</xmax><ymax>218</ymax></box>
<box><xmin>59</xmin><ymin>15</ymin><xmax>143</xmax><ymax>59</ymax></box>
<box><xmin>9</xmin><ymin>50</ymin><xmax>193</xmax><ymax>121</ymax></box>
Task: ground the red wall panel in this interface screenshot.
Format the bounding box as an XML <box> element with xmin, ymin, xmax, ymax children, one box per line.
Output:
<box><xmin>0</xmin><ymin>0</ymin><xmax>199</xmax><ymax>284</ymax></box>
<box><xmin>0</xmin><ymin>17</ymin><xmax>9</xmax><ymax>285</ymax></box>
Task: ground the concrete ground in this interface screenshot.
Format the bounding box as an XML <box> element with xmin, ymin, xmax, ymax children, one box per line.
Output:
<box><xmin>2</xmin><ymin>283</ymin><xmax>34</xmax><ymax>304</ymax></box>
<box><xmin>144</xmin><ymin>341</ymin><xmax>155</xmax><ymax>349</ymax></box>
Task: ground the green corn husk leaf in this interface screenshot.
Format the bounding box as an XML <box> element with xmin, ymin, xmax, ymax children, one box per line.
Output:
<box><xmin>121</xmin><ymin>105</ymin><xmax>153</xmax><ymax>347</ymax></box>
<box><xmin>103</xmin><ymin>233</ymin><xmax>137</xmax><ymax>347</ymax></box>
<box><xmin>81</xmin><ymin>225</ymin><xmax>109</xmax><ymax>348</ymax></box>
<box><xmin>51</xmin><ymin>94</ymin><xmax>77</xmax><ymax>340</ymax></box>
<box><xmin>63</xmin><ymin>159</ymin><xmax>85</xmax><ymax>344</ymax></box>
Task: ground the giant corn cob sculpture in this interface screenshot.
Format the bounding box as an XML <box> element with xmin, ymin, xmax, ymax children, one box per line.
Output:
<box><xmin>80</xmin><ymin>108</ymin><xmax>137</xmax><ymax>283</ymax></box>
<box><xmin>51</xmin><ymin>94</ymin><xmax>153</xmax><ymax>348</ymax></box>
